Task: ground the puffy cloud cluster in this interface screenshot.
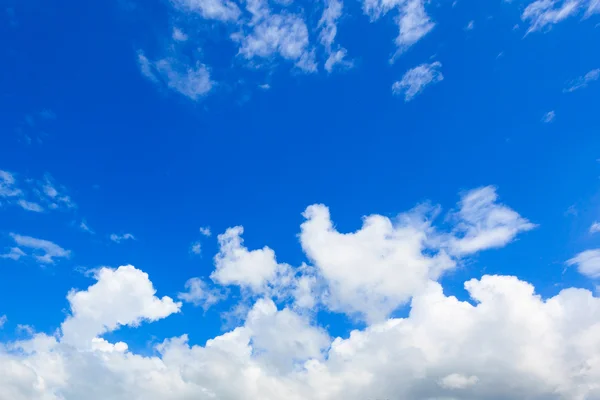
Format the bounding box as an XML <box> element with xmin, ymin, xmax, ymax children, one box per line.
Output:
<box><xmin>4</xmin><ymin>186</ymin><xmax>600</xmax><ymax>399</ymax></box>
<box><xmin>3</xmin><ymin>269</ymin><xmax>600</xmax><ymax>399</ymax></box>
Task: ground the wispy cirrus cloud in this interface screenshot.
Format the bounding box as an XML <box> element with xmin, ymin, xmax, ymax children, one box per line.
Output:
<box><xmin>564</xmin><ymin>68</ymin><xmax>600</xmax><ymax>92</ymax></box>
<box><xmin>7</xmin><ymin>234</ymin><xmax>71</xmax><ymax>264</ymax></box>
<box><xmin>392</xmin><ymin>61</ymin><xmax>443</xmax><ymax>101</ymax></box>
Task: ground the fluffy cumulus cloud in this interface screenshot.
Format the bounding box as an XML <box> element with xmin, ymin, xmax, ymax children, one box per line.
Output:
<box><xmin>5</xmin><ymin>187</ymin><xmax>600</xmax><ymax>400</ymax></box>
<box><xmin>392</xmin><ymin>61</ymin><xmax>443</xmax><ymax>101</ymax></box>
<box><xmin>3</xmin><ymin>270</ymin><xmax>600</xmax><ymax>399</ymax></box>
<box><xmin>60</xmin><ymin>265</ymin><xmax>181</xmax><ymax>347</ymax></box>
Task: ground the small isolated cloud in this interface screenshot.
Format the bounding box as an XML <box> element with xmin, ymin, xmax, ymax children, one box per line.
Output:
<box><xmin>0</xmin><ymin>315</ymin><xmax>6</xmax><ymax>328</ymax></box>
<box><xmin>542</xmin><ymin>110</ymin><xmax>556</xmax><ymax>123</ymax></box>
<box><xmin>590</xmin><ymin>222</ymin><xmax>600</xmax><ymax>234</ymax></box>
<box><xmin>465</xmin><ymin>20</ymin><xmax>475</xmax><ymax>30</ymax></box>
<box><xmin>190</xmin><ymin>241</ymin><xmax>202</xmax><ymax>255</ymax></box>
<box><xmin>564</xmin><ymin>68</ymin><xmax>600</xmax><ymax>92</ymax></box>
<box><xmin>8</xmin><ymin>234</ymin><xmax>71</xmax><ymax>264</ymax></box>
<box><xmin>80</xmin><ymin>220</ymin><xmax>94</xmax><ymax>234</ymax></box>
<box><xmin>110</xmin><ymin>233</ymin><xmax>135</xmax><ymax>243</ymax></box>
<box><xmin>138</xmin><ymin>52</ymin><xmax>213</xmax><ymax>100</ymax></box>
<box><xmin>178</xmin><ymin>277</ymin><xmax>223</xmax><ymax>310</ymax></box>
<box><xmin>392</xmin><ymin>61</ymin><xmax>443</xmax><ymax>101</ymax></box>
<box><xmin>567</xmin><ymin>249</ymin><xmax>600</xmax><ymax>278</ymax></box>
<box><xmin>172</xmin><ymin>27</ymin><xmax>188</xmax><ymax>41</ymax></box>
<box><xmin>199</xmin><ymin>226</ymin><xmax>212</xmax><ymax>236</ymax></box>
<box><xmin>0</xmin><ymin>170</ymin><xmax>22</xmax><ymax>198</ymax></box>
<box><xmin>521</xmin><ymin>0</ymin><xmax>580</xmax><ymax>33</ymax></box>
<box><xmin>17</xmin><ymin>199</ymin><xmax>44</xmax><ymax>212</ymax></box>
<box><xmin>0</xmin><ymin>247</ymin><xmax>26</xmax><ymax>261</ymax></box>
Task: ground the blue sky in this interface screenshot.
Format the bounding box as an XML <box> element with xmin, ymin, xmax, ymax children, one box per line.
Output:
<box><xmin>1</xmin><ymin>0</ymin><xmax>600</xmax><ymax>398</ymax></box>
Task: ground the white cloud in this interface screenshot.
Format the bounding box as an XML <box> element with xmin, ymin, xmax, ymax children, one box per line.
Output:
<box><xmin>567</xmin><ymin>249</ymin><xmax>600</xmax><ymax>278</ymax></box>
<box><xmin>0</xmin><ymin>170</ymin><xmax>22</xmax><ymax>198</ymax></box>
<box><xmin>4</xmin><ymin>271</ymin><xmax>600</xmax><ymax>399</ymax></box>
<box><xmin>190</xmin><ymin>241</ymin><xmax>202</xmax><ymax>254</ymax></box>
<box><xmin>199</xmin><ymin>226</ymin><xmax>212</xmax><ymax>236</ymax></box>
<box><xmin>542</xmin><ymin>110</ymin><xmax>556</xmax><ymax>123</ymax></box>
<box><xmin>465</xmin><ymin>20</ymin><xmax>475</xmax><ymax>30</ymax></box>
<box><xmin>0</xmin><ymin>247</ymin><xmax>26</xmax><ymax>261</ymax></box>
<box><xmin>0</xmin><ymin>315</ymin><xmax>6</xmax><ymax>328</ymax></box>
<box><xmin>362</xmin><ymin>0</ymin><xmax>434</xmax><ymax>57</ymax></box>
<box><xmin>300</xmin><ymin>203</ymin><xmax>456</xmax><ymax>323</ymax></box>
<box><xmin>8</xmin><ymin>234</ymin><xmax>70</xmax><ymax>264</ymax></box>
<box><xmin>172</xmin><ymin>27</ymin><xmax>188</xmax><ymax>41</ymax></box>
<box><xmin>211</xmin><ymin>226</ymin><xmax>293</xmax><ymax>293</ymax></box>
<box><xmin>591</xmin><ymin>222</ymin><xmax>600</xmax><ymax>234</ymax></box>
<box><xmin>171</xmin><ymin>0</ymin><xmax>240</xmax><ymax>21</ymax></box>
<box><xmin>521</xmin><ymin>0</ymin><xmax>580</xmax><ymax>33</ymax></box>
<box><xmin>178</xmin><ymin>277</ymin><xmax>223</xmax><ymax>309</ymax></box>
<box><xmin>318</xmin><ymin>0</ymin><xmax>351</xmax><ymax>72</ymax></box>
<box><xmin>392</xmin><ymin>61</ymin><xmax>443</xmax><ymax>101</ymax></box>
<box><xmin>234</xmin><ymin>9</ymin><xmax>317</xmax><ymax>72</ymax></box>
<box><xmin>109</xmin><ymin>233</ymin><xmax>135</xmax><ymax>243</ymax></box>
<box><xmin>587</xmin><ymin>0</ymin><xmax>600</xmax><ymax>15</ymax></box>
<box><xmin>17</xmin><ymin>199</ymin><xmax>44</xmax><ymax>212</ymax></box>
<box><xmin>39</xmin><ymin>175</ymin><xmax>76</xmax><ymax>209</ymax></box>
<box><xmin>79</xmin><ymin>220</ymin><xmax>94</xmax><ymax>234</ymax></box>
<box><xmin>138</xmin><ymin>53</ymin><xmax>213</xmax><ymax>100</ymax></box>
<box><xmin>564</xmin><ymin>68</ymin><xmax>600</xmax><ymax>92</ymax></box>
<box><xmin>60</xmin><ymin>265</ymin><xmax>181</xmax><ymax>347</ymax></box>
<box><xmin>446</xmin><ymin>186</ymin><xmax>537</xmax><ymax>256</ymax></box>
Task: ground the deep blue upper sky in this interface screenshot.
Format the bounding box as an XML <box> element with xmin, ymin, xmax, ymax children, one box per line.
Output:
<box><xmin>1</xmin><ymin>0</ymin><xmax>600</xmax><ymax>375</ymax></box>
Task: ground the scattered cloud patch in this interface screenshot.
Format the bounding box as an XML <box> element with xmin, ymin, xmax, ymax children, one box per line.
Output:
<box><xmin>465</xmin><ymin>20</ymin><xmax>475</xmax><ymax>30</ymax></box>
<box><xmin>392</xmin><ymin>61</ymin><xmax>443</xmax><ymax>101</ymax></box>
<box><xmin>567</xmin><ymin>249</ymin><xmax>600</xmax><ymax>278</ymax></box>
<box><xmin>542</xmin><ymin>110</ymin><xmax>556</xmax><ymax>123</ymax></box>
<box><xmin>110</xmin><ymin>233</ymin><xmax>135</xmax><ymax>243</ymax></box>
<box><xmin>522</xmin><ymin>0</ymin><xmax>580</xmax><ymax>33</ymax></box>
<box><xmin>564</xmin><ymin>68</ymin><xmax>600</xmax><ymax>92</ymax></box>
<box><xmin>199</xmin><ymin>226</ymin><xmax>212</xmax><ymax>236</ymax></box>
<box><xmin>8</xmin><ymin>234</ymin><xmax>71</xmax><ymax>264</ymax></box>
<box><xmin>170</xmin><ymin>0</ymin><xmax>240</xmax><ymax>21</ymax></box>
<box><xmin>190</xmin><ymin>241</ymin><xmax>202</xmax><ymax>254</ymax></box>
<box><xmin>138</xmin><ymin>52</ymin><xmax>213</xmax><ymax>100</ymax></box>
<box><xmin>0</xmin><ymin>315</ymin><xmax>6</xmax><ymax>328</ymax></box>
<box><xmin>178</xmin><ymin>277</ymin><xmax>223</xmax><ymax>309</ymax></box>
<box><xmin>0</xmin><ymin>247</ymin><xmax>26</xmax><ymax>261</ymax></box>
<box><xmin>233</xmin><ymin>3</ymin><xmax>317</xmax><ymax>73</ymax></box>
<box><xmin>590</xmin><ymin>221</ymin><xmax>600</xmax><ymax>233</ymax></box>
<box><xmin>319</xmin><ymin>0</ymin><xmax>351</xmax><ymax>72</ymax></box>
<box><xmin>172</xmin><ymin>27</ymin><xmax>188</xmax><ymax>41</ymax></box>
<box><xmin>79</xmin><ymin>220</ymin><xmax>94</xmax><ymax>234</ymax></box>
<box><xmin>17</xmin><ymin>199</ymin><xmax>43</xmax><ymax>212</ymax></box>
